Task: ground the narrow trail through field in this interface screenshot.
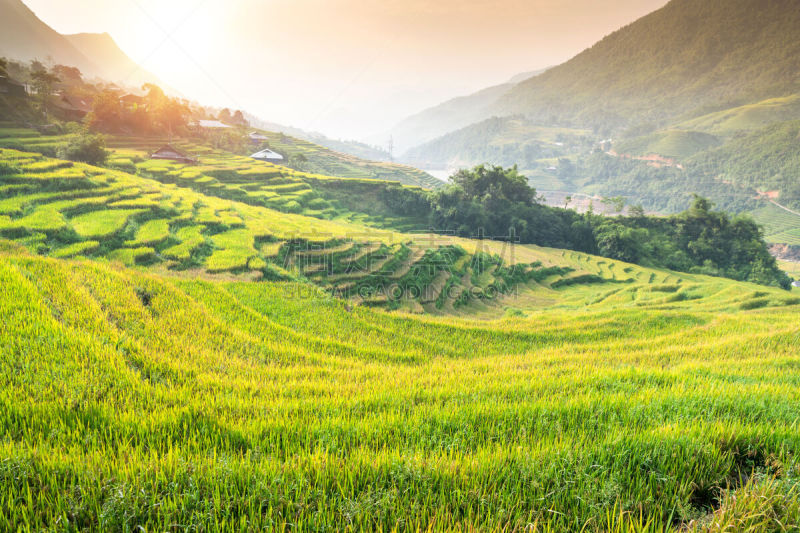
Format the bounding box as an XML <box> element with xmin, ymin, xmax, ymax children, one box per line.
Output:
<box><xmin>769</xmin><ymin>199</ymin><xmax>800</xmax><ymax>218</ymax></box>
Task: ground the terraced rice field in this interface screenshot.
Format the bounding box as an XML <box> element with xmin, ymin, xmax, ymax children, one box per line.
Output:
<box><xmin>1</xmin><ymin>147</ymin><xmax>641</xmax><ymax>314</ymax></box>
<box><xmin>750</xmin><ymin>204</ymin><xmax>800</xmax><ymax>245</ymax></box>
<box><xmin>1</xmin><ymin>246</ymin><xmax>799</xmax><ymax>531</ymax></box>
<box><xmin>3</xmin><ymin>130</ymin><xmax>800</xmax><ymax>531</ymax></box>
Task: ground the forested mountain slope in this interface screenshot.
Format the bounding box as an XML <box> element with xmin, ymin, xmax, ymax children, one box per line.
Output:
<box><xmin>494</xmin><ymin>0</ymin><xmax>800</xmax><ymax>133</ymax></box>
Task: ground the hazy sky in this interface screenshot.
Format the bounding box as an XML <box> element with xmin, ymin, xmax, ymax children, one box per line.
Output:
<box><xmin>24</xmin><ymin>0</ymin><xmax>668</xmax><ymax>141</ymax></box>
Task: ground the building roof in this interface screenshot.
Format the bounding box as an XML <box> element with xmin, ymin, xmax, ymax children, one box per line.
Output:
<box><xmin>58</xmin><ymin>93</ymin><xmax>93</xmax><ymax>113</ymax></box>
<box><xmin>120</xmin><ymin>93</ymin><xmax>145</xmax><ymax>104</ymax></box>
<box><xmin>151</xmin><ymin>145</ymin><xmax>198</xmax><ymax>164</ymax></box>
<box><xmin>251</xmin><ymin>148</ymin><xmax>284</xmax><ymax>162</ymax></box>
<box><xmin>196</xmin><ymin>119</ymin><xmax>232</xmax><ymax>129</ymax></box>
<box><xmin>793</xmin><ymin>280</ymin><xmax>800</xmax><ymax>288</ymax></box>
<box><xmin>249</xmin><ymin>132</ymin><xmax>269</xmax><ymax>141</ymax></box>
<box><xmin>0</xmin><ymin>76</ymin><xmax>24</xmax><ymax>87</ymax></box>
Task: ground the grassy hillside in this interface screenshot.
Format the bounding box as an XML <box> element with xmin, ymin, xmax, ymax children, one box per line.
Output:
<box><xmin>247</xmin><ymin>130</ymin><xmax>442</xmax><ymax>189</ymax></box>
<box><xmin>3</xmin><ymin>146</ymin><xmax>658</xmax><ymax>315</ymax></box>
<box><xmin>0</xmin><ymin>125</ymin><xmax>442</xmax><ymax>191</ymax></box>
<box><xmin>751</xmin><ymin>204</ymin><xmax>800</xmax><ymax>246</ymax></box>
<box><xmin>689</xmin><ymin>120</ymin><xmax>800</xmax><ymax>209</ymax></box>
<box><xmin>676</xmin><ymin>94</ymin><xmax>800</xmax><ymax>135</ymax></box>
<box><xmin>2</xmin><ymin>245</ymin><xmax>800</xmax><ymax>530</ymax></box>
<box><xmin>495</xmin><ymin>0</ymin><xmax>800</xmax><ymax>133</ymax></box>
<box><xmin>401</xmin><ymin>116</ymin><xmax>593</xmax><ymax>189</ymax></box>
<box><xmin>614</xmin><ymin>130</ymin><xmax>722</xmax><ymax>159</ymax></box>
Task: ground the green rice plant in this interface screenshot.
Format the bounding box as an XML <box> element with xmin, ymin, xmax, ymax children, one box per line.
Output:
<box><xmin>161</xmin><ymin>225</ymin><xmax>208</xmax><ymax>262</ymax></box>
<box><xmin>106</xmin><ymin>246</ymin><xmax>156</xmax><ymax>266</ymax></box>
<box><xmin>70</xmin><ymin>209</ymin><xmax>144</xmax><ymax>239</ymax></box>
<box><xmin>0</xmin><ymin>250</ymin><xmax>799</xmax><ymax>531</ymax></box>
<box><xmin>126</xmin><ymin>219</ymin><xmax>171</xmax><ymax>246</ymax></box>
<box><xmin>51</xmin><ymin>240</ymin><xmax>100</xmax><ymax>258</ymax></box>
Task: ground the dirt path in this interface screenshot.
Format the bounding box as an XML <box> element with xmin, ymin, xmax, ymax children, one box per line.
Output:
<box><xmin>769</xmin><ymin>200</ymin><xmax>800</xmax><ymax>218</ymax></box>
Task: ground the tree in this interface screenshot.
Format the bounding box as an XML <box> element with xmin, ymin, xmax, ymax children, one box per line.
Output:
<box><xmin>31</xmin><ymin>65</ymin><xmax>60</xmax><ymax>118</ymax></box>
<box><xmin>594</xmin><ymin>222</ymin><xmax>648</xmax><ymax>264</ymax></box>
<box><xmin>57</xmin><ymin>131</ymin><xmax>109</xmax><ymax>166</ymax></box>
<box><xmin>218</xmin><ymin>108</ymin><xmax>232</xmax><ymax>124</ymax></box>
<box><xmin>142</xmin><ymin>83</ymin><xmax>188</xmax><ymax>135</ymax></box>
<box><xmin>52</xmin><ymin>65</ymin><xmax>83</xmax><ymax>84</ymax></box>
<box><xmin>87</xmin><ymin>90</ymin><xmax>123</xmax><ymax>132</ymax></box>
<box><xmin>289</xmin><ymin>153</ymin><xmax>308</xmax><ymax>170</ymax></box>
<box><xmin>601</xmin><ymin>196</ymin><xmax>626</xmax><ymax>214</ymax></box>
<box><xmin>232</xmin><ymin>110</ymin><xmax>249</xmax><ymax>127</ymax></box>
<box><xmin>0</xmin><ymin>58</ymin><xmax>8</xmax><ymax>78</ymax></box>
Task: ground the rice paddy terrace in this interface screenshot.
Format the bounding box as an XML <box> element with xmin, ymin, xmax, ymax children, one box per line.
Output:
<box><xmin>4</xmin><ymin>144</ymin><xmax>796</xmax><ymax>318</ymax></box>
<box><xmin>1</xmin><ymin>240</ymin><xmax>800</xmax><ymax>531</ymax></box>
<box><xmin>2</xmin><ymin>129</ymin><xmax>800</xmax><ymax>530</ymax></box>
<box><xmin>0</xmin><ymin>124</ymin><xmax>442</xmax><ymax>190</ymax></box>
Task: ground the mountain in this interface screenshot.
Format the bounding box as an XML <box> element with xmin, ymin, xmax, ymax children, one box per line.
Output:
<box><xmin>396</xmin><ymin>0</ymin><xmax>800</xmax><ymax>224</ymax></box>
<box><xmin>402</xmin><ymin>116</ymin><xmax>592</xmax><ymax>173</ymax></box>
<box><xmin>494</xmin><ymin>0</ymin><xmax>800</xmax><ymax>133</ymax></box>
<box><xmin>390</xmin><ymin>69</ymin><xmax>548</xmax><ymax>155</ymax></box>
<box><xmin>0</xmin><ymin>0</ymin><xmax>164</xmax><ymax>88</ymax></box>
<box><xmin>0</xmin><ymin>0</ymin><xmax>95</xmax><ymax>72</ymax></box>
<box><xmin>64</xmin><ymin>32</ymin><xmax>165</xmax><ymax>88</ymax></box>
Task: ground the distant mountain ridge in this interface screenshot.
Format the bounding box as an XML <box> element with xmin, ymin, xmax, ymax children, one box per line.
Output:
<box><xmin>63</xmin><ymin>32</ymin><xmax>165</xmax><ymax>88</ymax></box>
<box><xmin>399</xmin><ymin>0</ymin><xmax>800</xmax><ymax>160</ymax></box>
<box><xmin>390</xmin><ymin>69</ymin><xmax>548</xmax><ymax>154</ymax></box>
<box><xmin>0</xmin><ymin>0</ymin><xmax>165</xmax><ymax>88</ymax></box>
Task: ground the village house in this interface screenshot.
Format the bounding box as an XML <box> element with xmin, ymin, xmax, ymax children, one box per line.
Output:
<box><xmin>250</xmin><ymin>147</ymin><xmax>284</xmax><ymax>163</ymax></box>
<box><xmin>52</xmin><ymin>93</ymin><xmax>93</xmax><ymax>121</ymax></box>
<box><xmin>0</xmin><ymin>75</ymin><xmax>27</xmax><ymax>97</ymax></box>
<box><xmin>793</xmin><ymin>280</ymin><xmax>800</xmax><ymax>288</ymax></box>
<box><xmin>119</xmin><ymin>93</ymin><xmax>145</xmax><ymax>110</ymax></box>
<box><xmin>194</xmin><ymin>119</ymin><xmax>232</xmax><ymax>130</ymax></box>
<box><xmin>151</xmin><ymin>144</ymin><xmax>198</xmax><ymax>165</ymax></box>
<box><xmin>249</xmin><ymin>132</ymin><xmax>269</xmax><ymax>144</ymax></box>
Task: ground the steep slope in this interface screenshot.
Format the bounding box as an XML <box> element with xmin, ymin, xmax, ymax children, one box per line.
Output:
<box><xmin>64</xmin><ymin>32</ymin><xmax>166</xmax><ymax>88</ymax></box>
<box><xmin>391</xmin><ymin>69</ymin><xmax>548</xmax><ymax>154</ymax></box>
<box><xmin>402</xmin><ymin>116</ymin><xmax>591</xmax><ymax>175</ymax></box>
<box><xmin>0</xmin><ymin>0</ymin><xmax>96</xmax><ymax>72</ymax></box>
<box><xmin>0</xmin><ymin>0</ymin><xmax>164</xmax><ymax>87</ymax></box>
<box><xmin>494</xmin><ymin>0</ymin><xmax>800</xmax><ymax>133</ymax></box>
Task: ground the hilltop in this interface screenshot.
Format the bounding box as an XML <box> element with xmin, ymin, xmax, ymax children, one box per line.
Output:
<box><xmin>0</xmin><ymin>0</ymin><xmax>164</xmax><ymax>87</ymax></box>
<box><xmin>388</xmin><ymin>69</ymin><xmax>548</xmax><ymax>154</ymax></box>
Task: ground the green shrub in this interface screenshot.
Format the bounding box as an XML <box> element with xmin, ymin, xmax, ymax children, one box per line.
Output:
<box><xmin>57</xmin><ymin>133</ymin><xmax>109</xmax><ymax>166</ymax></box>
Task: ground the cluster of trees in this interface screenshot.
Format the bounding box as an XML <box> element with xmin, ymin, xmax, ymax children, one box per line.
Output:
<box><xmin>88</xmin><ymin>84</ymin><xmax>190</xmax><ymax>135</ymax></box>
<box><xmin>423</xmin><ymin>165</ymin><xmax>790</xmax><ymax>289</ymax></box>
<box><xmin>403</xmin><ymin>116</ymin><xmax>593</xmax><ymax>170</ymax></box>
<box><xmin>690</xmin><ymin>120</ymin><xmax>800</xmax><ymax>209</ymax></box>
<box><xmin>575</xmin><ymin>152</ymin><xmax>759</xmax><ymax>214</ymax></box>
<box><xmin>217</xmin><ymin>108</ymin><xmax>249</xmax><ymax>127</ymax></box>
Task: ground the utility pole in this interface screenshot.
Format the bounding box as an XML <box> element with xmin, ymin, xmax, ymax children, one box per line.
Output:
<box><xmin>387</xmin><ymin>136</ymin><xmax>394</xmax><ymax>162</ymax></box>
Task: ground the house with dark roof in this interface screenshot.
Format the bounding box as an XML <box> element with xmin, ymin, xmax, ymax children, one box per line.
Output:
<box><xmin>0</xmin><ymin>76</ymin><xmax>27</xmax><ymax>97</ymax></box>
<box><xmin>249</xmin><ymin>132</ymin><xmax>269</xmax><ymax>144</ymax></box>
<box><xmin>120</xmin><ymin>93</ymin><xmax>146</xmax><ymax>110</ymax></box>
<box><xmin>151</xmin><ymin>145</ymin><xmax>198</xmax><ymax>165</ymax></box>
<box><xmin>52</xmin><ymin>93</ymin><xmax>93</xmax><ymax>121</ymax></box>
